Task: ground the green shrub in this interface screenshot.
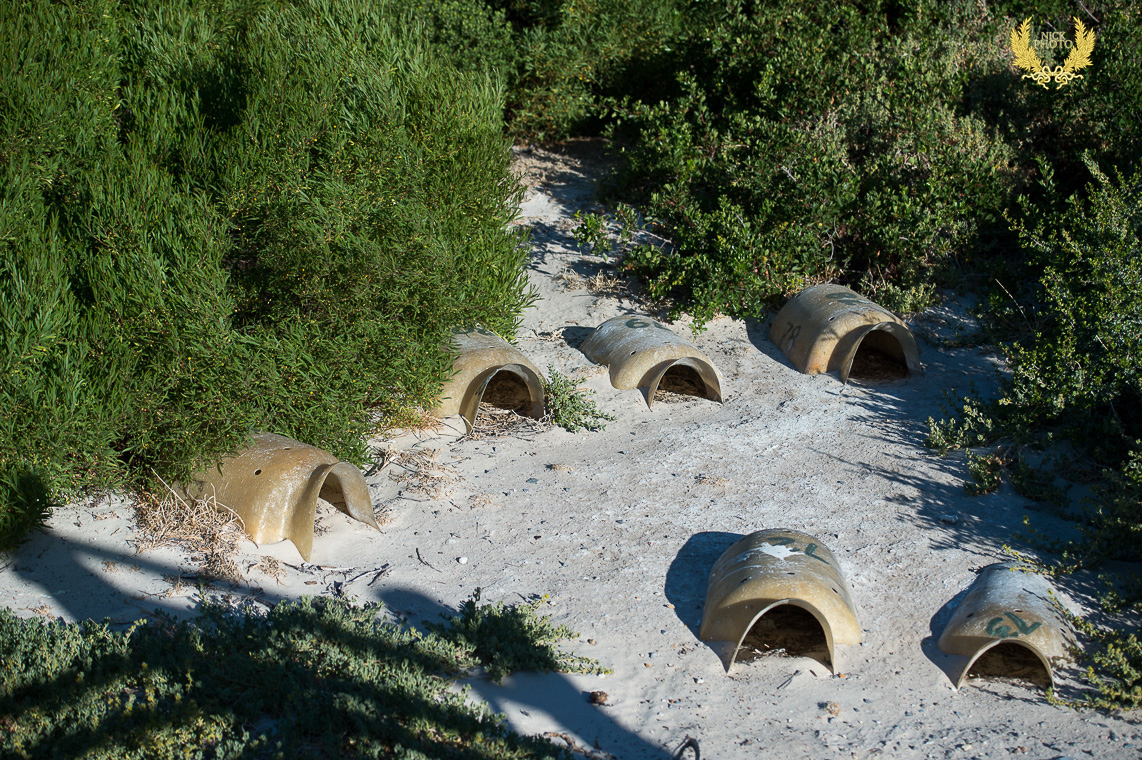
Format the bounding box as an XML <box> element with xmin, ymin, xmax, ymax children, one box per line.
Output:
<box><xmin>1001</xmin><ymin>158</ymin><xmax>1142</xmax><ymax>459</ymax></box>
<box><xmin>0</xmin><ymin>0</ymin><xmax>535</xmax><ymax>548</ymax></box>
<box><xmin>544</xmin><ymin>367</ymin><xmax>615</xmax><ymax>432</ymax></box>
<box><xmin>411</xmin><ymin>0</ymin><xmax>516</xmax><ymax>77</ymax></box>
<box><xmin>931</xmin><ymin>158</ymin><xmax>1142</xmax><ymax>705</ymax></box>
<box><xmin>1048</xmin><ymin>573</ymin><xmax>1142</xmax><ymax>711</ymax></box>
<box><xmin>965</xmin><ymin>450</ymin><xmax>1012</xmax><ymax>495</ymax></box>
<box><xmin>601</xmin><ymin>1</ymin><xmax>1030</xmax><ymax>322</ymax></box>
<box><xmin>571</xmin><ymin>203</ymin><xmax>642</xmax><ymax>260</ymax></box>
<box><xmin>0</xmin><ymin>471</ymin><xmax>56</xmax><ymax>553</ymax></box>
<box><xmin>0</xmin><ymin>595</ymin><xmax>578</xmax><ymax>758</ymax></box>
<box><xmin>932</xmin><ymin>157</ymin><xmax>1141</xmax><ymax>532</ymax></box>
<box><xmin>496</xmin><ymin>0</ymin><xmax>685</xmax><ymax>139</ymax></box>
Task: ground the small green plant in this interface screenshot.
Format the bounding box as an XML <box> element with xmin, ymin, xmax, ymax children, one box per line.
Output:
<box><xmin>571</xmin><ymin>204</ymin><xmax>646</xmax><ymax>261</ymax></box>
<box><xmin>925</xmin><ymin>396</ymin><xmax>996</xmax><ymax>455</ymax></box>
<box><xmin>544</xmin><ymin>367</ymin><xmax>615</xmax><ymax>433</ymax></box>
<box><xmin>1010</xmin><ymin>457</ymin><xmax>1068</xmax><ymax>508</ymax></box>
<box><xmin>572</xmin><ymin>211</ymin><xmax>611</xmax><ymax>257</ymax></box>
<box><xmin>965</xmin><ymin>451</ymin><xmax>1005</xmax><ymax>495</ymax></box>
<box><xmin>429</xmin><ymin>588</ymin><xmax>609</xmax><ymax>683</ymax></box>
<box><xmin>858</xmin><ymin>278</ymin><xmax>938</xmax><ymax>316</ymax></box>
<box><xmin>0</xmin><ymin>470</ymin><xmax>55</xmax><ymax>553</ymax></box>
<box><xmin>1055</xmin><ymin>578</ymin><xmax>1142</xmax><ymax>711</ymax></box>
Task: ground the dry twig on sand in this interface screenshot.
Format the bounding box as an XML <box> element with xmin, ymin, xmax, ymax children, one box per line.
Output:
<box><xmin>382</xmin><ymin>448</ymin><xmax>460</xmax><ymax>500</ymax></box>
<box><xmin>468</xmin><ymin>406</ymin><xmax>551</xmax><ymax>441</ymax></box>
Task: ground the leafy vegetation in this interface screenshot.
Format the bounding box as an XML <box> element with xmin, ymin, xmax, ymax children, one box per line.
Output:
<box><xmin>931</xmin><ymin>159</ymin><xmax>1142</xmax><ymax>708</ymax></box>
<box><xmin>0</xmin><ymin>594</ymin><xmax>588</xmax><ymax>759</ymax></box>
<box><xmin>1</xmin><ymin>0</ymin><xmax>534</xmax><ymax>547</ymax></box>
<box><xmin>1064</xmin><ymin>582</ymin><xmax>1142</xmax><ymax>711</ymax></box>
<box><xmin>601</xmin><ymin>1</ymin><xmax>1140</xmax><ymax>323</ymax></box>
<box><xmin>571</xmin><ymin>204</ymin><xmax>643</xmax><ymax>261</ymax></box>
<box><xmin>412</xmin><ymin>1</ymin><xmax>1142</xmax><ymax>326</ymax></box>
<box><xmin>429</xmin><ymin>588</ymin><xmax>609</xmax><ymax>682</ymax></box>
<box><xmin>930</xmin><ymin>158</ymin><xmax>1142</xmax><ymax>561</ymax></box>
<box><xmin>4</xmin><ymin>0</ymin><xmax>1142</xmax><ymax>715</ymax></box>
<box><xmin>543</xmin><ymin>367</ymin><xmax>616</xmax><ymax>433</ymax></box>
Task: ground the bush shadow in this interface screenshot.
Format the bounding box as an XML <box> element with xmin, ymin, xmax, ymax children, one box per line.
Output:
<box><xmin>2</xmin><ymin>529</ymin><xmax>669</xmax><ymax>759</ymax></box>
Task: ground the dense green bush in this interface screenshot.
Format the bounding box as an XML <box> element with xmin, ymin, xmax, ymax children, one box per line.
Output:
<box><xmin>0</xmin><ymin>595</ymin><xmax>580</xmax><ymax>758</ymax></box>
<box><xmin>597</xmin><ymin>0</ymin><xmax>1141</xmax><ymax>322</ymax></box>
<box><xmin>1003</xmin><ymin>160</ymin><xmax>1142</xmax><ymax>466</ymax></box>
<box><xmin>0</xmin><ymin>0</ymin><xmax>534</xmax><ymax>547</ymax></box>
<box><xmin>929</xmin><ymin>157</ymin><xmax>1142</xmax><ymax>563</ymax></box>
<box><xmin>414</xmin><ymin>0</ymin><xmax>685</xmax><ymax>139</ymax></box>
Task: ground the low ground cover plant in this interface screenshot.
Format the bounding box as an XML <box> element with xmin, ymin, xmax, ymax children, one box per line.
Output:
<box><xmin>0</xmin><ymin>593</ymin><xmax>589</xmax><ymax>758</ymax></box>
<box><xmin>428</xmin><ymin>588</ymin><xmax>609</xmax><ymax>682</ymax></box>
<box><xmin>543</xmin><ymin>367</ymin><xmax>615</xmax><ymax>433</ymax></box>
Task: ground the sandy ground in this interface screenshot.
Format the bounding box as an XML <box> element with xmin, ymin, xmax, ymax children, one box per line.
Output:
<box><xmin>3</xmin><ymin>140</ymin><xmax>1141</xmax><ymax>759</ymax></box>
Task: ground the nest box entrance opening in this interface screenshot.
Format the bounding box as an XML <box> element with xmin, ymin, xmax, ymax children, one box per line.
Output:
<box><xmin>848</xmin><ymin>330</ymin><xmax>909</xmax><ymax>382</ymax></box>
<box><xmin>481</xmin><ymin>370</ymin><xmax>537</xmax><ymax>416</ymax></box>
<box><xmin>655</xmin><ymin>364</ymin><xmax>711</xmax><ymax>401</ymax></box>
<box><xmin>965</xmin><ymin>642</ymin><xmax>1052</xmax><ymax>689</ymax></box>
<box><xmin>737</xmin><ymin>604</ymin><xmax>830</xmax><ymax>668</ymax></box>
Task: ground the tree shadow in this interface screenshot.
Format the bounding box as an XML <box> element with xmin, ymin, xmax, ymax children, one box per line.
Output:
<box><xmin>380</xmin><ymin>587</ymin><xmax>675</xmax><ymax>760</ymax></box>
<box><xmin>559</xmin><ymin>325</ymin><xmax>595</xmax><ymax>351</ymax></box>
<box><xmin>464</xmin><ymin>671</ymin><xmax>674</xmax><ymax>760</ymax></box>
<box><xmin>1</xmin><ymin>586</ymin><xmax>573</xmax><ymax>758</ymax></box>
<box><xmin>513</xmin><ymin>141</ymin><xmax>613</xmax><ymax>269</ymax></box>
<box><xmin>743</xmin><ymin>315</ymin><xmax>785</xmax><ymax>368</ymax></box>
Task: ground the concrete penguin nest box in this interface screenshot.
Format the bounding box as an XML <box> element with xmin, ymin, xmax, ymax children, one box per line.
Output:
<box><xmin>699</xmin><ymin>528</ymin><xmax>861</xmax><ymax>673</ymax></box>
<box><xmin>937</xmin><ymin>563</ymin><xmax>1076</xmax><ymax>690</ymax></box>
<box><xmin>183</xmin><ymin>433</ymin><xmax>379</xmax><ymax>561</ymax></box>
<box><xmin>434</xmin><ymin>326</ymin><xmax>546</xmax><ymax>432</ymax></box>
<box><xmin>579</xmin><ymin>315</ymin><xmax>723</xmax><ymax>406</ymax></box>
<box><xmin>770</xmin><ymin>284</ymin><xmax>921</xmax><ymax>383</ymax></box>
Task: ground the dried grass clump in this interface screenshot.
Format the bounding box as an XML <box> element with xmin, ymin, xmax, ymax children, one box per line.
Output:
<box><xmin>585</xmin><ymin>272</ymin><xmax>626</xmax><ymax>298</ymax></box>
<box><xmin>468</xmin><ymin>406</ymin><xmax>551</xmax><ymax>440</ymax></box>
<box><xmin>133</xmin><ymin>481</ymin><xmax>245</xmax><ymax>583</ymax></box>
<box><xmin>554</xmin><ymin>267</ymin><xmax>628</xmax><ymax>298</ymax></box>
<box><xmin>382</xmin><ymin>448</ymin><xmax>460</xmax><ymax>500</ymax></box>
<box><xmin>254</xmin><ymin>555</ymin><xmax>286</xmax><ymax>585</ymax></box>
<box><xmin>554</xmin><ymin>266</ymin><xmax>584</xmax><ymax>290</ymax></box>
<box><xmin>469</xmin><ymin>493</ymin><xmax>498</xmax><ymax>509</ymax></box>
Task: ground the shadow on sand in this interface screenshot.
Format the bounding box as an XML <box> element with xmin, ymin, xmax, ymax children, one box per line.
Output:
<box><xmin>2</xmin><ymin>527</ymin><xmax>674</xmax><ymax>759</ymax></box>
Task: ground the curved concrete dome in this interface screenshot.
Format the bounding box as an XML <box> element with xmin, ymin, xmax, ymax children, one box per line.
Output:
<box><xmin>580</xmin><ymin>315</ymin><xmax>723</xmax><ymax>407</ymax></box>
<box><xmin>184</xmin><ymin>433</ymin><xmax>379</xmax><ymax>561</ymax></box>
<box><xmin>699</xmin><ymin>528</ymin><xmax>861</xmax><ymax>673</ymax></box>
<box><xmin>770</xmin><ymin>284</ymin><xmax>921</xmax><ymax>383</ymax></box>
<box><xmin>937</xmin><ymin>563</ymin><xmax>1076</xmax><ymax>689</ymax></box>
<box><xmin>434</xmin><ymin>326</ymin><xmax>545</xmax><ymax>432</ymax></box>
